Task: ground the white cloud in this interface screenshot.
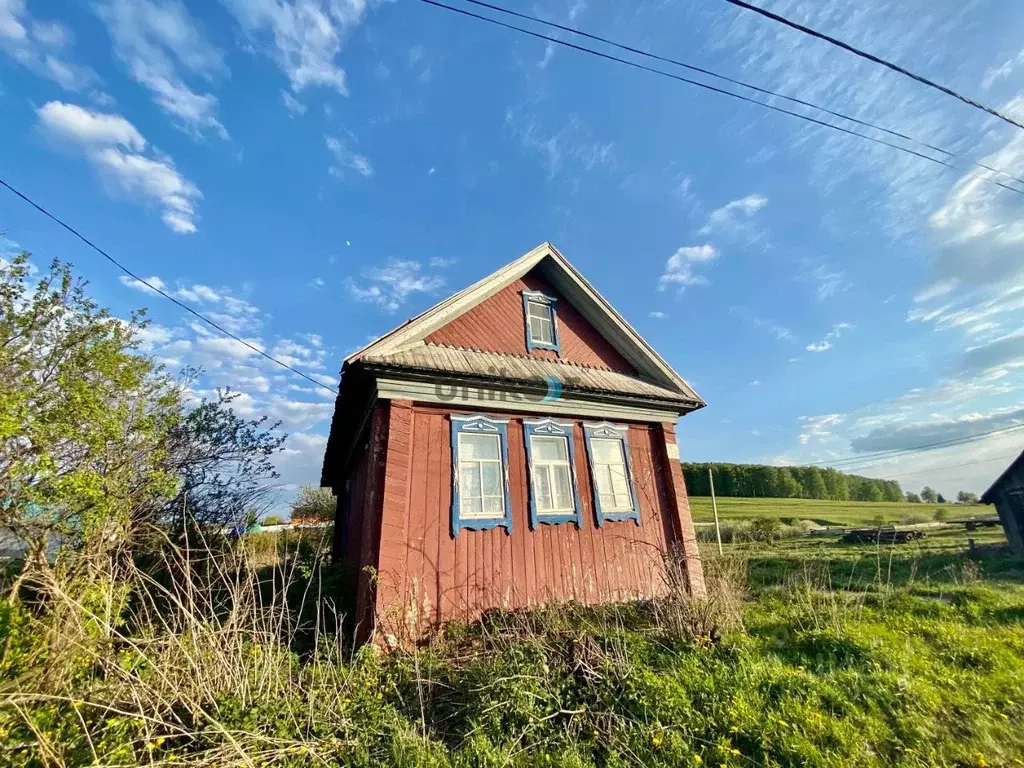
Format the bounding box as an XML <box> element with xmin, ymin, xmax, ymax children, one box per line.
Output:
<box><xmin>0</xmin><ymin>1</ymin><xmax>96</xmax><ymax>91</ymax></box>
<box><xmin>176</xmin><ymin>284</ymin><xmax>221</xmax><ymax>302</ymax></box>
<box><xmin>325</xmin><ymin>135</ymin><xmax>372</xmax><ymax>178</ymax></box>
<box><xmin>913</xmin><ymin>279</ymin><xmax>958</xmax><ymax>303</ymax></box>
<box><xmin>658</xmin><ymin>244</ymin><xmax>717</xmax><ymax>291</ymax></box>
<box><xmin>346</xmin><ymin>258</ymin><xmax>445</xmax><ymax>312</ymax></box>
<box><xmin>698</xmin><ymin>193</ymin><xmax>767</xmax><ymax>236</ymax></box>
<box><xmin>798</xmin><ymin>413</ymin><xmax>845</xmax><ymax>445</ymax></box>
<box><xmin>805</xmin><ymin>322</ymin><xmax>853</xmax><ymax>353</ymax></box>
<box><xmin>96</xmin><ymin>0</ymin><xmax>228</xmax><ymax>139</ymax></box>
<box><xmin>982</xmin><ymin>50</ymin><xmax>1024</xmax><ymax>90</ymax></box>
<box><xmin>119</xmin><ymin>274</ymin><xmax>168</xmax><ymax>294</ymax></box>
<box><xmin>222</xmin><ymin>0</ymin><xmax>374</xmax><ymax>95</ymax></box>
<box><xmin>427</xmin><ymin>256</ymin><xmax>456</xmax><ymax>268</ymax></box>
<box><xmin>750</xmin><ymin>380</ymin><xmax>761</xmax><ymax>387</ymax></box>
<box><xmin>280</xmin><ymin>89</ymin><xmax>306</xmax><ymax>115</ymax></box>
<box><xmin>648</xmin><ymin>311</ymin><xmax>668</xmax><ymax>319</ymax></box>
<box><xmin>751</xmin><ymin>315</ymin><xmax>794</xmax><ymax>342</ymax></box>
<box><xmin>805</xmin><ymin>263</ymin><xmax>850</xmax><ymax>301</ymax></box>
<box><xmin>505</xmin><ymin>107</ymin><xmax>615</xmax><ymax>180</ymax></box>
<box><xmin>36</xmin><ymin>100</ymin><xmax>145</xmax><ymax>150</ymax></box>
<box><xmin>37</xmin><ymin>101</ymin><xmax>202</xmax><ymax>234</ymax></box>
<box><xmin>91</xmin><ymin>147</ymin><xmax>201</xmax><ymax>233</ymax></box>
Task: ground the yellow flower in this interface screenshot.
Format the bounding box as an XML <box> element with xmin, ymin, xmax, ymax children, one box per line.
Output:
<box><xmin>693</xmin><ymin>756</ymin><xmax>702</xmax><ymax>765</ymax></box>
<box><xmin>146</xmin><ymin>742</ymin><xmax>156</xmax><ymax>751</ymax></box>
<box><xmin>730</xmin><ymin>749</ymin><xmax>741</xmax><ymax>756</ymax></box>
<box><xmin>730</xmin><ymin>726</ymin><xmax>739</xmax><ymax>733</ymax></box>
<box><xmin>652</xmin><ymin>735</ymin><xmax>663</xmax><ymax>747</ymax></box>
<box><xmin>976</xmin><ymin>754</ymin><xmax>988</xmax><ymax>768</ymax></box>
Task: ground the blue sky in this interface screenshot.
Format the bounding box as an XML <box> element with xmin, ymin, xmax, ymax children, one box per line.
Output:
<box><xmin>3</xmin><ymin>0</ymin><xmax>1024</xmax><ymax>505</ymax></box>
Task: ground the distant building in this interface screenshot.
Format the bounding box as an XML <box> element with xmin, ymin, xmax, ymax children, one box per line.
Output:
<box><xmin>320</xmin><ymin>243</ymin><xmax>706</xmax><ymax>643</ymax></box>
<box><xmin>981</xmin><ymin>450</ymin><xmax>1024</xmax><ymax>556</ymax></box>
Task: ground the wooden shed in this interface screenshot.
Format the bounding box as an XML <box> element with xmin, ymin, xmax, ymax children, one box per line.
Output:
<box><xmin>320</xmin><ymin>243</ymin><xmax>707</xmax><ymax>643</ymax></box>
<box><xmin>981</xmin><ymin>450</ymin><xmax>1024</xmax><ymax>556</ymax></box>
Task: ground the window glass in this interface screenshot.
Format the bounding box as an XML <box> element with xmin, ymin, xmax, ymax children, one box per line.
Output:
<box><xmin>590</xmin><ymin>437</ymin><xmax>633</xmax><ymax>511</ymax></box>
<box><xmin>527</xmin><ymin>300</ymin><xmax>554</xmax><ymax>345</ymax></box>
<box><xmin>530</xmin><ymin>433</ymin><xmax>574</xmax><ymax>514</ymax></box>
<box><xmin>458</xmin><ymin>432</ymin><xmax>504</xmax><ymax>519</ymax></box>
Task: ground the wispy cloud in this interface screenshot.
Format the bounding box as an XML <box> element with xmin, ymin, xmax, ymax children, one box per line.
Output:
<box><xmin>504</xmin><ymin>107</ymin><xmax>614</xmax><ymax>180</ymax></box>
<box><xmin>805</xmin><ymin>322</ymin><xmax>853</xmax><ymax>352</ymax></box>
<box><xmin>326</xmin><ymin>135</ymin><xmax>372</xmax><ymax>178</ymax></box>
<box><xmin>280</xmin><ymin>89</ymin><xmax>306</xmax><ymax>116</ymax></box>
<box><xmin>96</xmin><ymin>0</ymin><xmax>229</xmax><ymax>140</ymax></box>
<box><xmin>658</xmin><ymin>244</ymin><xmax>717</xmax><ymax>292</ymax></box>
<box><xmin>345</xmin><ymin>258</ymin><xmax>445</xmax><ymax>312</ymax></box>
<box><xmin>37</xmin><ymin>101</ymin><xmax>201</xmax><ymax>233</ymax></box>
<box><xmin>222</xmin><ymin>0</ymin><xmax>376</xmax><ymax>95</ymax></box>
<box><xmin>803</xmin><ymin>262</ymin><xmax>851</xmax><ymax>301</ymax></box>
<box><xmin>0</xmin><ymin>1</ymin><xmax>96</xmax><ymax>90</ymax></box>
<box><xmin>981</xmin><ymin>49</ymin><xmax>1024</xmax><ymax>90</ymax></box>
<box><xmin>649</xmin><ymin>311</ymin><xmax>668</xmax><ymax>319</ymax></box>
<box><xmin>697</xmin><ymin>193</ymin><xmax>767</xmax><ymax>236</ymax></box>
<box><xmin>798</xmin><ymin>413</ymin><xmax>845</xmax><ymax>445</ymax></box>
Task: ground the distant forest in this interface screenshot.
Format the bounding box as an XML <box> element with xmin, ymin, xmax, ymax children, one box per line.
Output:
<box><xmin>681</xmin><ymin>462</ymin><xmax>904</xmax><ymax>503</ymax></box>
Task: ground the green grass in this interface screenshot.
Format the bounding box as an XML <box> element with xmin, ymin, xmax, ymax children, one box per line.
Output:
<box><xmin>688</xmin><ymin>496</ymin><xmax>974</xmax><ymax>527</ymax></box>
<box><xmin>5</xmin><ymin>526</ymin><xmax>1024</xmax><ymax>767</ymax></box>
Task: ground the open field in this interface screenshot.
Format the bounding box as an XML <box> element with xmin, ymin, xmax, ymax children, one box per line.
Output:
<box><xmin>688</xmin><ymin>495</ymin><xmax>975</xmax><ymax>527</ymax></box>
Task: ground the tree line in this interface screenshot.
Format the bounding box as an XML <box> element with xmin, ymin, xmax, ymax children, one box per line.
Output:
<box><xmin>681</xmin><ymin>462</ymin><xmax>904</xmax><ymax>502</ymax></box>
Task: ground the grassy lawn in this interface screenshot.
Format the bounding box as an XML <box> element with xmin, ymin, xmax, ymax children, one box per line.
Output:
<box><xmin>5</xmin><ymin>524</ymin><xmax>1024</xmax><ymax>767</ymax></box>
<box><xmin>688</xmin><ymin>495</ymin><xmax>976</xmax><ymax>527</ymax></box>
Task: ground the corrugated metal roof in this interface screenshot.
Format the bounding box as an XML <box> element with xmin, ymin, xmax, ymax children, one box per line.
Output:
<box><xmin>361</xmin><ymin>343</ymin><xmax>697</xmax><ymax>404</ymax></box>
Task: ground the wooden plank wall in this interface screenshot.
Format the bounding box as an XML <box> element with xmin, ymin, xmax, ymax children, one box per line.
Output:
<box><xmin>425</xmin><ymin>271</ymin><xmax>636</xmax><ymax>374</ymax></box>
<box><xmin>372</xmin><ymin>402</ymin><xmax>687</xmax><ymax>640</ymax></box>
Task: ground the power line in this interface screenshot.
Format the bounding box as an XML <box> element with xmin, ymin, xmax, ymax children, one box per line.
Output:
<box><xmin>720</xmin><ymin>0</ymin><xmax>1024</xmax><ymax>133</ymax></box>
<box><xmin>417</xmin><ymin>0</ymin><xmax>1024</xmax><ymax>197</ymax></box>
<box><xmin>804</xmin><ymin>422</ymin><xmax>1024</xmax><ymax>470</ymax></box>
<box><xmin>0</xmin><ymin>177</ymin><xmax>340</xmax><ymax>396</ymax></box>
<box><xmin>458</xmin><ymin>0</ymin><xmax>1024</xmax><ymax>189</ymax></box>
<box><xmin>875</xmin><ymin>452</ymin><xmax>1019</xmax><ymax>481</ymax></box>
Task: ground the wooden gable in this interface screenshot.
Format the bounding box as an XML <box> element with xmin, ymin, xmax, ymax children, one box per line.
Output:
<box><xmin>425</xmin><ymin>268</ymin><xmax>637</xmax><ymax>374</ymax></box>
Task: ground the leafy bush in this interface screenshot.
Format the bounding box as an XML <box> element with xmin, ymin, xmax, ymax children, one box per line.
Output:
<box><xmin>291</xmin><ymin>485</ymin><xmax>336</xmax><ymax>523</ymax></box>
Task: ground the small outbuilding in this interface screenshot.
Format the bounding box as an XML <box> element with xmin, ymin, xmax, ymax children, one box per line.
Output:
<box><xmin>981</xmin><ymin>449</ymin><xmax>1024</xmax><ymax>556</ymax></box>
<box><xmin>320</xmin><ymin>243</ymin><xmax>707</xmax><ymax>643</ymax></box>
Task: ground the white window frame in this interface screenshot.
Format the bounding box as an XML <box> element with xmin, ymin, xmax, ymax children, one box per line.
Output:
<box><xmin>524</xmin><ymin>418</ymin><xmax>582</xmax><ymax>528</ymax></box>
<box><xmin>450</xmin><ymin>415</ymin><xmax>512</xmax><ymax>536</ymax></box>
<box><xmin>583</xmin><ymin>422</ymin><xmax>640</xmax><ymax>526</ymax></box>
<box><xmin>522</xmin><ymin>291</ymin><xmax>561</xmax><ymax>354</ymax></box>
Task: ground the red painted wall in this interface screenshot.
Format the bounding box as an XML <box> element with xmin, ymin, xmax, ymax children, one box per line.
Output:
<box><xmin>368</xmin><ymin>401</ymin><xmax>695</xmax><ymax>641</ymax></box>
<box><xmin>425</xmin><ymin>270</ymin><xmax>636</xmax><ymax>374</ymax></box>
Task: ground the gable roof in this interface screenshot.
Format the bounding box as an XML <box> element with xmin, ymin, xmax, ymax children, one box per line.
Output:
<box><xmin>347</xmin><ymin>242</ymin><xmax>704</xmax><ymax>406</ymax></box>
<box><xmin>981</xmin><ymin>449</ymin><xmax>1024</xmax><ymax>504</ymax></box>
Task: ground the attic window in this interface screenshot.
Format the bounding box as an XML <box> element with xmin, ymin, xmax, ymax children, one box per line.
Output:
<box><xmin>522</xmin><ymin>291</ymin><xmax>560</xmax><ymax>354</ymax></box>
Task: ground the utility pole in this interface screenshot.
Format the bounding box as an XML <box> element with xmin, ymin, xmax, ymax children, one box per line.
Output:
<box><xmin>709</xmin><ymin>467</ymin><xmax>723</xmax><ymax>556</ymax></box>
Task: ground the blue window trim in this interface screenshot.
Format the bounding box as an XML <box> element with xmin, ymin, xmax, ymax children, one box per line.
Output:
<box><xmin>522</xmin><ymin>290</ymin><xmax>561</xmax><ymax>355</ymax></box>
<box><xmin>583</xmin><ymin>422</ymin><xmax>641</xmax><ymax>527</ymax></box>
<box><xmin>450</xmin><ymin>414</ymin><xmax>513</xmax><ymax>537</ymax></box>
<box><xmin>523</xmin><ymin>418</ymin><xmax>583</xmax><ymax>530</ymax></box>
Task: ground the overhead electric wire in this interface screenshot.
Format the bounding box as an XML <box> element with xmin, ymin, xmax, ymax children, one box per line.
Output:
<box><xmin>417</xmin><ymin>0</ymin><xmax>1024</xmax><ymax>197</ymax></box>
<box><xmin>802</xmin><ymin>422</ymin><xmax>1024</xmax><ymax>470</ymax></box>
<box><xmin>876</xmin><ymin>452</ymin><xmax>1021</xmax><ymax>481</ymax></box>
<box><xmin>720</xmin><ymin>0</ymin><xmax>1024</xmax><ymax>133</ymax></box>
<box><xmin>457</xmin><ymin>0</ymin><xmax>1024</xmax><ymax>189</ymax></box>
<box><xmin>0</xmin><ymin>177</ymin><xmax>340</xmax><ymax>396</ymax></box>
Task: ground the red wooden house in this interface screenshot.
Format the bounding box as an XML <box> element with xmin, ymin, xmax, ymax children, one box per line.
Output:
<box><xmin>320</xmin><ymin>243</ymin><xmax>706</xmax><ymax>642</ymax></box>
